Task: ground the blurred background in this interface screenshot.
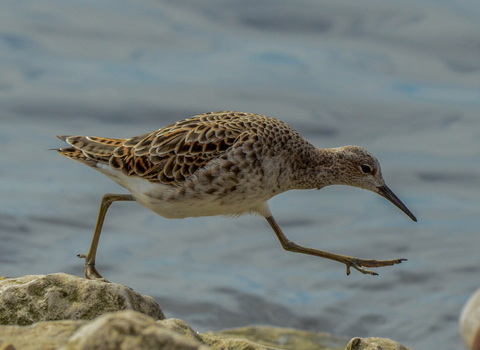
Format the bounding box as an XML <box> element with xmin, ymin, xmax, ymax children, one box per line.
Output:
<box><xmin>1</xmin><ymin>1</ymin><xmax>480</xmax><ymax>349</ymax></box>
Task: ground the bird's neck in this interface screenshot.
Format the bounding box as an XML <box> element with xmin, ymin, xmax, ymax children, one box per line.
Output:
<box><xmin>290</xmin><ymin>147</ymin><xmax>342</xmax><ymax>190</ymax></box>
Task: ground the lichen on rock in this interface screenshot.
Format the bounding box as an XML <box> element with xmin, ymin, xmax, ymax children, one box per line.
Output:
<box><xmin>0</xmin><ymin>273</ymin><xmax>165</xmax><ymax>325</ymax></box>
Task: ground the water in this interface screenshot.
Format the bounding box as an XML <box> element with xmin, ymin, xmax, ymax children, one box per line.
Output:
<box><xmin>1</xmin><ymin>1</ymin><xmax>480</xmax><ymax>349</ymax></box>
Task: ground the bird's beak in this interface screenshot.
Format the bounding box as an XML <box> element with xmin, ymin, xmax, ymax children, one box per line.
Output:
<box><xmin>377</xmin><ymin>185</ymin><xmax>417</xmax><ymax>222</ymax></box>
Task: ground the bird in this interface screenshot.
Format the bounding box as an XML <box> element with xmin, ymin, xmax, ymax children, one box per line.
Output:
<box><xmin>56</xmin><ymin>111</ymin><xmax>417</xmax><ymax>281</ymax></box>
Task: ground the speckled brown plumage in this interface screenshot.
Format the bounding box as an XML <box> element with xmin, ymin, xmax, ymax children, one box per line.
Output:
<box><xmin>58</xmin><ymin>111</ymin><xmax>309</xmax><ymax>188</ymax></box>
<box><xmin>56</xmin><ymin>111</ymin><xmax>416</xmax><ymax>281</ymax></box>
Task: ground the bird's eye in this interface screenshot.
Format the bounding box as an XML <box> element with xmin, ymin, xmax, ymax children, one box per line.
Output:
<box><xmin>360</xmin><ymin>164</ymin><xmax>372</xmax><ymax>174</ymax></box>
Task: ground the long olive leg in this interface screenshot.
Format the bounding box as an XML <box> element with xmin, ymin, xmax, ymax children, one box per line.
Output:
<box><xmin>265</xmin><ymin>215</ymin><xmax>406</xmax><ymax>276</ymax></box>
<box><xmin>78</xmin><ymin>193</ymin><xmax>135</xmax><ymax>281</ymax></box>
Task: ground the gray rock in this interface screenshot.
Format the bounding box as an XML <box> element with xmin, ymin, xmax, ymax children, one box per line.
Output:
<box><xmin>0</xmin><ymin>273</ymin><xmax>165</xmax><ymax>325</ymax></box>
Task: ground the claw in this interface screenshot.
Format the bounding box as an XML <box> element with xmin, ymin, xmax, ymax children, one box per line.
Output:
<box><xmin>355</xmin><ymin>266</ymin><xmax>378</xmax><ymax>276</ymax></box>
<box><xmin>344</xmin><ymin>257</ymin><xmax>407</xmax><ymax>276</ymax></box>
<box><xmin>77</xmin><ymin>254</ymin><xmax>109</xmax><ymax>282</ymax></box>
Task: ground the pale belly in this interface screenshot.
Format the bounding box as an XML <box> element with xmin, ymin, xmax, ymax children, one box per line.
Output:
<box><xmin>139</xmin><ymin>193</ymin><xmax>271</xmax><ymax>219</ymax></box>
<box><xmin>96</xmin><ymin>163</ymin><xmax>274</xmax><ymax>219</ymax></box>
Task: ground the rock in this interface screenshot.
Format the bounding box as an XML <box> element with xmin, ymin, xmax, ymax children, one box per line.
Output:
<box><xmin>159</xmin><ymin>318</ymin><xmax>205</xmax><ymax>343</ymax></box>
<box><xmin>61</xmin><ymin>311</ymin><xmax>210</xmax><ymax>350</ymax></box>
<box><xmin>64</xmin><ymin>312</ymin><xmax>287</xmax><ymax>350</ymax></box>
<box><xmin>208</xmin><ymin>325</ymin><xmax>350</xmax><ymax>350</ymax></box>
<box><xmin>345</xmin><ymin>337</ymin><xmax>411</xmax><ymax>350</ymax></box>
<box><xmin>0</xmin><ymin>273</ymin><xmax>409</xmax><ymax>350</ymax></box>
<box><xmin>0</xmin><ymin>309</ymin><xmax>349</xmax><ymax>350</ymax></box>
<box><xmin>0</xmin><ymin>342</ymin><xmax>16</xmax><ymax>350</ymax></box>
<box><xmin>0</xmin><ymin>320</ymin><xmax>86</xmax><ymax>350</ymax></box>
<box><xmin>0</xmin><ymin>273</ymin><xmax>165</xmax><ymax>325</ymax></box>
<box><xmin>159</xmin><ymin>319</ymin><xmax>280</xmax><ymax>349</ymax></box>
<box><xmin>460</xmin><ymin>287</ymin><xmax>480</xmax><ymax>350</ymax></box>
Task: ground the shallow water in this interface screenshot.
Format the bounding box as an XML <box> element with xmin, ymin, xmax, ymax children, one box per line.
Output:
<box><xmin>1</xmin><ymin>1</ymin><xmax>480</xmax><ymax>349</ymax></box>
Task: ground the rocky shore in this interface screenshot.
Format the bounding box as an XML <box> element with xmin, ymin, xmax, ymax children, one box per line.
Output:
<box><xmin>0</xmin><ymin>273</ymin><xmax>411</xmax><ymax>350</ymax></box>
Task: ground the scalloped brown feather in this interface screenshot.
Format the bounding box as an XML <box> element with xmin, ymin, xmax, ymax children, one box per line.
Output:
<box><xmin>56</xmin><ymin>111</ymin><xmax>301</xmax><ymax>186</ymax></box>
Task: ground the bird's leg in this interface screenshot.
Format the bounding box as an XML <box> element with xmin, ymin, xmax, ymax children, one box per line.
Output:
<box><xmin>265</xmin><ymin>215</ymin><xmax>406</xmax><ymax>276</ymax></box>
<box><xmin>78</xmin><ymin>193</ymin><xmax>136</xmax><ymax>281</ymax></box>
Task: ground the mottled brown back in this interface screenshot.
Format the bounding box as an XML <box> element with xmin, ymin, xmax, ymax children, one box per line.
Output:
<box><xmin>57</xmin><ymin>111</ymin><xmax>306</xmax><ymax>186</ymax></box>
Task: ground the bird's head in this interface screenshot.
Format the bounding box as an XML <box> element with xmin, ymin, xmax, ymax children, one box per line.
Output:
<box><xmin>334</xmin><ymin>146</ymin><xmax>417</xmax><ymax>222</ymax></box>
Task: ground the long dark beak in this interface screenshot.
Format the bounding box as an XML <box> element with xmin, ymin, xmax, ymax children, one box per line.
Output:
<box><xmin>377</xmin><ymin>185</ymin><xmax>417</xmax><ymax>222</ymax></box>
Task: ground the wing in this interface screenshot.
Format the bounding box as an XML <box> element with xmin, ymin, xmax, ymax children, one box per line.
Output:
<box><xmin>57</xmin><ymin>111</ymin><xmax>266</xmax><ymax>185</ymax></box>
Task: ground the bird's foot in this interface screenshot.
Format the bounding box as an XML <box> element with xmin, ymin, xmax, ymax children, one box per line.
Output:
<box><xmin>77</xmin><ymin>254</ymin><xmax>109</xmax><ymax>282</ymax></box>
<box><xmin>343</xmin><ymin>257</ymin><xmax>407</xmax><ymax>276</ymax></box>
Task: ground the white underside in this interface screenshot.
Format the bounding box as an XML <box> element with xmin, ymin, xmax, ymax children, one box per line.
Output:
<box><xmin>95</xmin><ymin>163</ymin><xmax>272</xmax><ymax>219</ymax></box>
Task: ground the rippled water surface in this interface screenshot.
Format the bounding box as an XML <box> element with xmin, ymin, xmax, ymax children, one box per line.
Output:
<box><xmin>1</xmin><ymin>1</ymin><xmax>480</xmax><ymax>349</ymax></box>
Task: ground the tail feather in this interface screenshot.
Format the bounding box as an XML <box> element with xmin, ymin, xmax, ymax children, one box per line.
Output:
<box><xmin>57</xmin><ymin>147</ymin><xmax>99</xmax><ymax>167</ymax></box>
<box><xmin>56</xmin><ymin>135</ymin><xmax>71</xmax><ymax>142</ymax></box>
<box><xmin>56</xmin><ymin>135</ymin><xmax>126</xmax><ymax>168</ymax></box>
